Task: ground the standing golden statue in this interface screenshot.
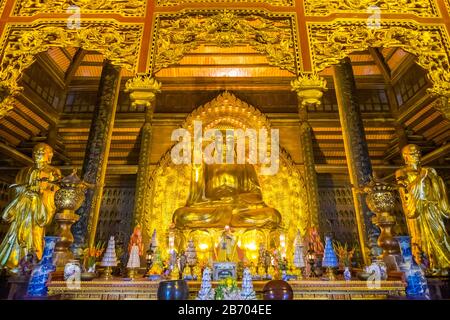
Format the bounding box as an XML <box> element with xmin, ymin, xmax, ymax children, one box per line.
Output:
<box><xmin>395</xmin><ymin>144</ymin><xmax>450</xmax><ymax>274</ymax></box>
<box><xmin>0</xmin><ymin>143</ymin><xmax>61</xmax><ymax>271</ymax></box>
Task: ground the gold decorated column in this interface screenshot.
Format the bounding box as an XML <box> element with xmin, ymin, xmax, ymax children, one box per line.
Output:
<box><xmin>291</xmin><ymin>73</ymin><xmax>327</xmax><ymax>230</ymax></box>
<box><xmin>72</xmin><ymin>61</ymin><xmax>122</xmax><ymax>251</ymax></box>
<box><xmin>125</xmin><ymin>74</ymin><xmax>161</xmax><ymax>227</ymax></box>
<box><xmin>333</xmin><ymin>57</ymin><xmax>381</xmax><ymax>266</ymax></box>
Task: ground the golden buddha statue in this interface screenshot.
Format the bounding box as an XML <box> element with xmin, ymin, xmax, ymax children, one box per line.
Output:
<box><xmin>172</xmin><ymin>134</ymin><xmax>281</xmax><ymax>230</ymax></box>
<box><xmin>395</xmin><ymin>144</ymin><xmax>450</xmax><ymax>274</ymax></box>
<box><xmin>0</xmin><ymin>143</ymin><xmax>61</xmax><ymax>271</ymax></box>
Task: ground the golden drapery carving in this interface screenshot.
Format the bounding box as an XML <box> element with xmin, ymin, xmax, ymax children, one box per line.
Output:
<box><xmin>14</xmin><ymin>0</ymin><xmax>146</xmax><ymax>16</ymax></box>
<box><xmin>0</xmin><ymin>22</ymin><xmax>142</xmax><ymax>118</ymax></box>
<box><xmin>157</xmin><ymin>0</ymin><xmax>293</xmax><ymax>6</ymax></box>
<box><xmin>136</xmin><ymin>92</ymin><xmax>309</xmax><ymax>258</ymax></box>
<box><xmin>304</xmin><ymin>0</ymin><xmax>437</xmax><ymax>17</ymax></box>
<box><xmin>152</xmin><ymin>10</ymin><xmax>298</xmax><ymax>74</ymax></box>
<box><xmin>309</xmin><ymin>23</ymin><xmax>450</xmax><ymax>105</ymax></box>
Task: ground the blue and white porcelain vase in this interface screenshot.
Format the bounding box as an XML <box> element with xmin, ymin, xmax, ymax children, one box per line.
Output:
<box><xmin>64</xmin><ymin>260</ymin><xmax>81</xmax><ymax>281</ymax></box>
<box><xmin>343</xmin><ymin>267</ymin><xmax>351</xmax><ymax>281</ymax></box>
<box><xmin>395</xmin><ymin>236</ymin><xmax>430</xmax><ymax>299</ymax></box>
<box><xmin>27</xmin><ymin>236</ymin><xmax>60</xmax><ymax>297</ymax></box>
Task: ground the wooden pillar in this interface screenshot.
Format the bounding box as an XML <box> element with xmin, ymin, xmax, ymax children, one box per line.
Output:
<box><xmin>291</xmin><ymin>73</ymin><xmax>327</xmax><ymax>230</ymax></box>
<box><xmin>333</xmin><ymin>57</ymin><xmax>381</xmax><ymax>265</ymax></box>
<box><xmin>72</xmin><ymin>61</ymin><xmax>122</xmax><ymax>251</ymax></box>
<box><xmin>125</xmin><ymin>74</ymin><xmax>161</xmax><ymax>228</ymax></box>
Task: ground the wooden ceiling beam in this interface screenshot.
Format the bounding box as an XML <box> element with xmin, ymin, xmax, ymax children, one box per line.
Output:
<box><xmin>35</xmin><ymin>54</ymin><xmax>65</xmax><ymax>90</ymax></box>
<box><xmin>4</xmin><ymin>115</ymin><xmax>34</xmax><ymax>138</ymax></box>
<box><xmin>17</xmin><ymin>86</ymin><xmax>59</xmax><ymax>126</ymax></box>
<box><xmin>368</xmin><ymin>47</ymin><xmax>391</xmax><ymax>84</ymax></box>
<box><xmin>391</xmin><ymin>54</ymin><xmax>418</xmax><ymax>85</ymax></box>
<box><xmin>0</xmin><ymin>142</ymin><xmax>33</xmax><ymax>166</ymax></box>
<box><xmin>397</xmin><ymin>89</ymin><xmax>436</xmax><ymax>124</ymax></box>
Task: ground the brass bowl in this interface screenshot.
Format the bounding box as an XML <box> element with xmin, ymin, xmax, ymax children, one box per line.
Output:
<box><xmin>356</xmin><ymin>271</ymin><xmax>372</xmax><ymax>281</ymax></box>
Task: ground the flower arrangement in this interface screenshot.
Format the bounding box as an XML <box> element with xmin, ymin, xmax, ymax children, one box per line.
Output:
<box><xmin>82</xmin><ymin>241</ymin><xmax>106</xmax><ymax>272</ymax></box>
<box><xmin>147</xmin><ymin>248</ymin><xmax>164</xmax><ymax>277</ymax></box>
<box><xmin>333</xmin><ymin>242</ymin><xmax>356</xmax><ymax>268</ymax></box>
<box><xmin>214</xmin><ymin>277</ymin><xmax>242</xmax><ymax>300</ymax></box>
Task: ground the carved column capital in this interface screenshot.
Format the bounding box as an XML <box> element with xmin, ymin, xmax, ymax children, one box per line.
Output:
<box><xmin>291</xmin><ymin>73</ymin><xmax>327</xmax><ymax>108</ymax></box>
<box><xmin>125</xmin><ymin>73</ymin><xmax>161</xmax><ymax>110</ymax></box>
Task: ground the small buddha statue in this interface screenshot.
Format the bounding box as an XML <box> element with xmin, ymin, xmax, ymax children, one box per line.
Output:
<box><xmin>0</xmin><ymin>143</ymin><xmax>61</xmax><ymax>271</ymax></box>
<box><xmin>173</xmin><ymin>132</ymin><xmax>281</xmax><ymax>230</ymax></box>
<box><xmin>396</xmin><ymin>144</ymin><xmax>450</xmax><ymax>274</ymax></box>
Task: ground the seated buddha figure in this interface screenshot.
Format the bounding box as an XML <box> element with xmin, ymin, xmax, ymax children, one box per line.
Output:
<box><xmin>173</xmin><ymin>132</ymin><xmax>281</xmax><ymax>230</ymax></box>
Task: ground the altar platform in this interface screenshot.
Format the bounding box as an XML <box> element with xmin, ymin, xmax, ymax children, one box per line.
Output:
<box><xmin>47</xmin><ymin>279</ymin><xmax>406</xmax><ymax>300</ymax></box>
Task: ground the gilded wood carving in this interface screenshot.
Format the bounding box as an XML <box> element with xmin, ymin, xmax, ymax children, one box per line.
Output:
<box><xmin>308</xmin><ymin>23</ymin><xmax>450</xmax><ymax>100</ymax></box>
<box><xmin>152</xmin><ymin>10</ymin><xmax>298</xmax><ymax>74</ymax></box>
<box><xmin>0</xmin><ymin>23</ymin><xmax>142</xmax><ymax>118</ymax></box>
<box><xmin>158</xmin><ymin>0</ymin><xmax>293</xmax><ymax>6</ymax></box>
<box><xmin>304</xmin><ymin>0</ymin><xmax>438</xmax><ymax>17</ymax></box>
<box><xmin>14</xmin><ymin>0</ymin><xmax>146</xmax><ymax>16</ymax></box>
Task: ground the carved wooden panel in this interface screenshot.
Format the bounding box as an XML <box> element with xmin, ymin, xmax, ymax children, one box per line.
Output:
<box><xmin>318</xmin><ymin>186</ymin><xmax>408</xmax><ymax>246</ymax></box>
<box><xmin>318</xmin><ymin>187</ymin><xmax>359</xmax><ymax>246</ymax></box>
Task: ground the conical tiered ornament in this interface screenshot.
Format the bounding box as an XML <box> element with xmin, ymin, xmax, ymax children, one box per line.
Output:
<box><xmin>322</xmin><ymin>236</ymin><xmax>338</xmax><ymax>280</ymax></box>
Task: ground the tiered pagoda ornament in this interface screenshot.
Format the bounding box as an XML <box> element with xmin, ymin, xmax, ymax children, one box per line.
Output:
<box><xmin>293</xmin><ymin>230</ymin><xmax>305</xmax><ymax>279</ymax></box>
<box><xmin>197</xmin><ymin>267</ymin><xmax>215</xmax><ymax>300</ymax></box>
<box><xmin>322</xmin><ymin>236</ymin><xmax>338</xmax><ymax>281</ymax></box>
<box><xmin>240</xmin><ymin>268</ymin><xmax>256</xmax><ymax>300</ymax></box>
<box><xmin>100</xmin><ymin>236</ymin><xmax>118</xmax><ymax>280</ymax></box>
<box><xmin>126</xmin><ymin>226</ymin><xmax>143</xmax><ymax>279</ymax></box>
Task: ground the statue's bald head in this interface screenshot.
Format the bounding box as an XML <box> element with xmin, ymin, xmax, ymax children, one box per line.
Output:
<box><xmin>32</xmin><ymin>143</ymin><xmax>54</xmax><ymax>165</ymax></box>
<box><xmin>401</xmin><ymin>144</ymin><xmax>421</xmax><ymax>166</ymax></box>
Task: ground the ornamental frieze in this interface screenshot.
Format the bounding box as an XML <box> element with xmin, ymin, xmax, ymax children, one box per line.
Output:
<box><xmin>14</xmin><ymin>0</ymin><xmax>146</xmax><ymax>16</ymax></box>
<box><xmin>157</xmin><ymin>0</ymin><xmax>293</xmax><ymax>6</ymax></box>
<box><xmin>152</xmin><ymin>10</ymin><xmax>299</xmax><ymax>74</ymax></box>
<box><xmin>308</xmin><ymin>22</ymin><xmax>450</xmax><ymax>98</ymax></box>
<box><xmin>304</xmin><ymin>0</ymin><xmax>438</xmax><ymax>17</ymax></box>
<box><xmin>0</xmin><ymin>0</ymin><xmax>6</xmax><ymax>16</ymax></box>
<box><xmin>0</xmin><ymin>22</ymin><xmax>142</xmax><ymax>117</ymax></box>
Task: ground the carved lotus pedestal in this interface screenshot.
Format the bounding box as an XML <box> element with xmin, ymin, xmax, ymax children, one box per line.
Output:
<box><xmin>363</xmin><ymin>179</ymin><xmax>402</xmax><ymax>271</ymax></box>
